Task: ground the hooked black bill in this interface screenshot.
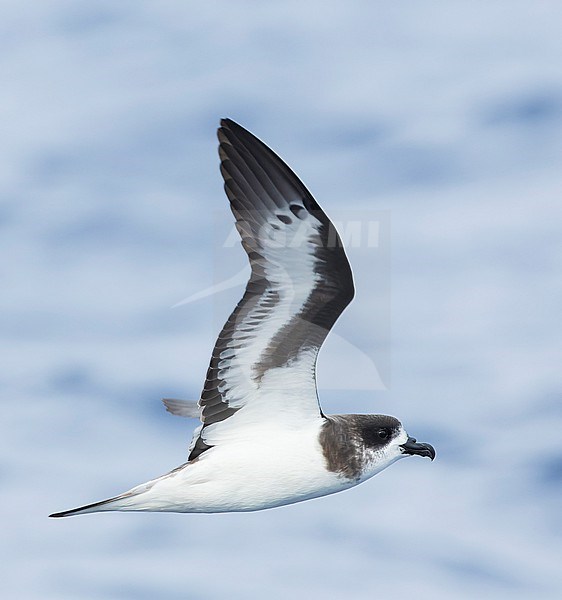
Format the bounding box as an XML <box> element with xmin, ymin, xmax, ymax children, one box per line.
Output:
<box><xmin>400</xmin><ymin>437</ymin><xmax>436</xmax><ymax>460</ymax></box>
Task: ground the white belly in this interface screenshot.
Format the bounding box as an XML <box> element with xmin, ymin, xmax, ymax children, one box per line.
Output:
<box><xmin>133</xmin><ymin>426</ymin><xmax>357</xmax><ymax>513</ymax></box>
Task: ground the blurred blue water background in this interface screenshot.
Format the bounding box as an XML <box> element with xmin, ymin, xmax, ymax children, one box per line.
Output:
<box><xmin>1</xmin><ymin>1</ymin><xmax>562</xmax><ymax>598</ymax></box>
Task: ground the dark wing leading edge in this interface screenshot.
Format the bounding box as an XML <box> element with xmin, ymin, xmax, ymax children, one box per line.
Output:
<box><xmin>187</xmin><ymin>119</ymin><xmax>354</xmax><ymax>461</ymax></box>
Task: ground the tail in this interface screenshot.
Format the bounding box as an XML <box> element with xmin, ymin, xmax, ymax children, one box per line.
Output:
<box><xmin>162</xmin><ymin>398</ymin><xmax>200</xmax><ymax>418</ymax></box>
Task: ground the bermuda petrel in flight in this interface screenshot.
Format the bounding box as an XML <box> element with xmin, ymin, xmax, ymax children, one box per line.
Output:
<box><xmin>51</xmin><ymin>119</ymin><xmax>434</xmax><ymax>517</ymax></box>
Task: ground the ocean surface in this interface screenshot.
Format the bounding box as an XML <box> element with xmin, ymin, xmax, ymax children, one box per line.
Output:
<box><xmin>2</xmin><ymin>2</ymin><xmax>562</xmax><ymax>598</ymax></box>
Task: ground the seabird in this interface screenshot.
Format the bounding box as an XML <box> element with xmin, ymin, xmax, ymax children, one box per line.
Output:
<box><xmin>50</xmin><ymin>119</ymin><xmax>434</xmax><ymax>517</ymax></box>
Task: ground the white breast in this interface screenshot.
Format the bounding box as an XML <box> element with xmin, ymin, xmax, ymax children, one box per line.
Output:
<box><xmin>134</xmin><ymin>420</ymin><xmax>356</xmax><ymax>513</ymax></box>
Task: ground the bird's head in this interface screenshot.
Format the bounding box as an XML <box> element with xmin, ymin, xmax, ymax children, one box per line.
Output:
<box><xmin>356</xmin><ymin>414</ymin><xmax>435</xmax><ymax>474</ymax></box>
<box><xmin>320</xmin><ymin>414</ymin><xmax>435</xmax><ymax>481</ymax></box>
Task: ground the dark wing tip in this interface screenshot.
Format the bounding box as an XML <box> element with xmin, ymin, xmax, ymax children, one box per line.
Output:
<box><xmin>48</xmin><ymin>493</ymin><xmax>128</xmax><ymax>518</ymax></box>
<box><xmin>49</xmin><ymin>509</ymin><xmax>73</xmax><ymax>518</ymax></box>
<box><xmin>48</xmin><ymin>503</ymin><xmax>95</xmax><ymax>518</ymax></box>
<box><xmin>219</xmin><ymin>118</ymin><xmax>240</xmax><ymax>137</ymax></box>
<box><xmin>219</xmin><ymin>117</ymin><xmax>240</xmax><ymax>129</ymax></box>
<box><xmin>217</xmin><ymin>118</ymin><xmax>265</xmax><ymax>150</ymax></box>
<box><xmin>217</xmin><ymin>118</ymin><xmax>237</xmax><ymax>150</ymax></box>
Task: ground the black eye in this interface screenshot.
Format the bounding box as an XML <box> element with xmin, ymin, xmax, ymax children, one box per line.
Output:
<box><xmin>378</xmin><ymin>428</ymin><xmax>390</xmax><ymax>440</ymax></box>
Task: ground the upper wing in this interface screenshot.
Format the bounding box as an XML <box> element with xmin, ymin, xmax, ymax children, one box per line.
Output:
<box><xmin>188</xmin><ymin>119</ymin><xmax>354</xmax><ymax>460</ymax></box>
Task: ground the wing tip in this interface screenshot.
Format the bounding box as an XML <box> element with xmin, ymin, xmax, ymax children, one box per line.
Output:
<box><xmin>49</xmin><ymin>489</ymin><xmax>138</xmax><ymax>518</ymax></box>
<box><xmin>218</xmin><ymin>118</ymin><xmax>236</xmax><ymax>148</ymax></box>
<box><xmin>219</xmin><ymin>117</ymin><xmax>239</xmax><ymax>135</ymax></box>
<box><xmin>218</xmin><ymin>118</ymin><xmax>252</xmax><ymax>143</ymax></box>
<box><xmin>48</xmin><ymin>502</ymin><xmax>100</xmax><ymax>518</ymax></box>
